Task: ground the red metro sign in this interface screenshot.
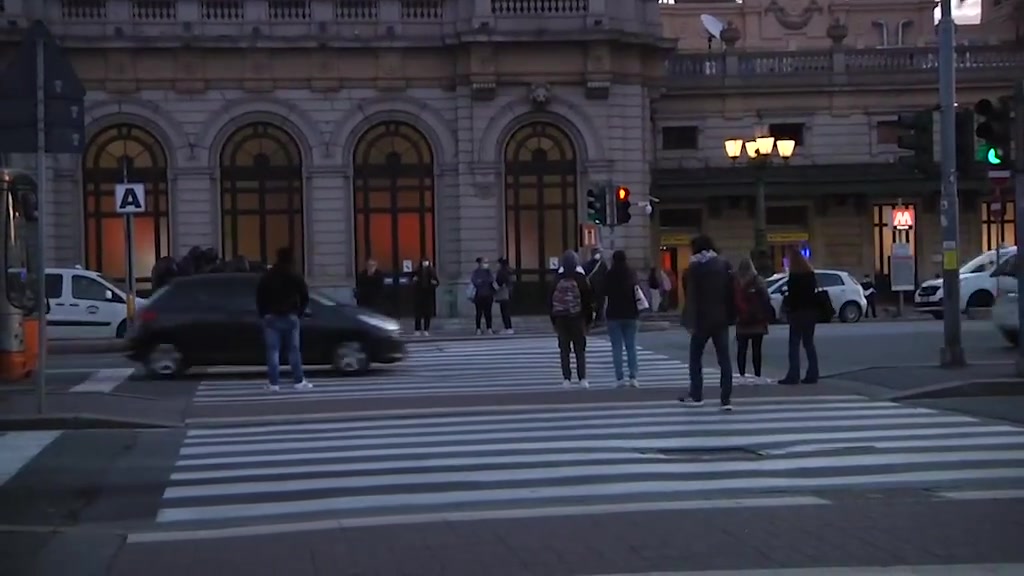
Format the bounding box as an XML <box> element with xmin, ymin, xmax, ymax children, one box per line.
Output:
<box><xmin>892</xmin><ymin>207</ymin><xmax>915</xmax><ymax>230</ymax></box>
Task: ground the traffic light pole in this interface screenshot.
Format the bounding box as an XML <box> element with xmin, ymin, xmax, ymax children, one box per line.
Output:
<box><xmin>1014</xmin><ymin>80</ymin><xmax>1024</xmax><ymax>376</ymax></box>
<box><xmin>938</xmin><ymin>0</ymin><xmax>965</xmax><ymax>367</ymax></box>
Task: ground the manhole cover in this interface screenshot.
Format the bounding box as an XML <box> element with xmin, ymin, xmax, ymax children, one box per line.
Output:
<box><xmin>637</xmin><ymin>448</ymin><xmax>762</xmax><ymax>460</ymax></box>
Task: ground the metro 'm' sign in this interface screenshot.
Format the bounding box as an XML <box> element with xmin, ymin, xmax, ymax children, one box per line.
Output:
<box><xmin>892</xmin><ymin>207</ymin><xmax>915</xmax><ymax>230</ymax></box>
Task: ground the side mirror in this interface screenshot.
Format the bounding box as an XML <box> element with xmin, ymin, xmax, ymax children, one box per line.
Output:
<box><xmin>104</xmin><ymin>289</ymin><xmax>114</xmax><ymax>301</ymax></box>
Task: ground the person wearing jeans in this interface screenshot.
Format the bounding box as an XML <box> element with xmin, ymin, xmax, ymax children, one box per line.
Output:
<box><xmin>257</xmin><ymin>247</ymin><xmax>311</xmax><ymax>392</ymax></box>
<box><xmin>470</xmin><ymin>257</ymin><xmax>496</xmax><ymax>334</ymax></box>
<box><xmin>604</xmin><ymin>250</ymin><xmax>640</xmax><ymax>387</ymax></box>
<box><xmin>680</xmin><ymin>234</ymin><xmax>735</xmax><ymax>410</ymax></box>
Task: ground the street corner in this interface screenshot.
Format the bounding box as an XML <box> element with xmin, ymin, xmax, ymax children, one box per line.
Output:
<box><xmin>0</xmin><ymin>426</ymin><xmax>186</xmax><ymax>530</ymax></box>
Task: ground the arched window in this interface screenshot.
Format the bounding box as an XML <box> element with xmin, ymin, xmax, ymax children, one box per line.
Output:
<box><xmin>220</xmin><ymin>123</ymin><xmax>305</xmax><ymax>269</ymax></box>
<box><xmin>504</xmin><ymin>122</ymin><xmax>578</xmax><ymax>314</ymax></box>
<box><xmin>352</xmin><ymin>122</ymin><xmax>435</xmax><ymax>315</ymax></box>
<box><xmin>82</xmin><ymin>124</ymin><xmax>170</xmax><ymax>292</ymax></box>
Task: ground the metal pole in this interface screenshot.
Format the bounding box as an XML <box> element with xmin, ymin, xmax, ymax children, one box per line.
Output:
<box><xmin>938</xmin><ymin>0</ymin><xmax>965</xmax><ymax>367</ymax></box>
<box><xmin>753</xmin><ymin>173</ymin><xmax>770</xmax><ymax>276</ymax></box>
<box><xmin>33</xmin><ymin>36</ymin><xmax>47</xmax><ymax>413</ymax></box>
<box><xmin>1013</xmin><ymin>80</ymin><xmax>1024</xmax><ymax>376</ymax></box>
<box><xmin>122</xmin><ymin>167</ymin><xmax>136</xmax><ymax>325</ymax></box>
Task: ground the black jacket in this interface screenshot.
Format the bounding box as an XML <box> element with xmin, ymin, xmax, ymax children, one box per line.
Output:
<box><xmin>682</xmin><ymin>251</ymin><xmax>734</xmax><ymax>332</ymax></box>
<box><xmin>785</xmin><ymin>271</ymin><xmax>818</xmax><ymax>312</ymax></box>
<box><xmin>605</xmin><ymin>267</ymin><xmax>640</xmax><ymax>321</ymax></box>
<box><xmin>548</xmin><ymin>269</ymin><xmax>594</xmax><ymax>325</ymax></box>
<box><xmin>257</xmin><ymin>267</ymin><xmax>309</xmax><ymax>317</ymax></box>
<box><xmin>355</xmin><ymin>269</ymin><xmax>386</xmax><ymax>309</ymax></box>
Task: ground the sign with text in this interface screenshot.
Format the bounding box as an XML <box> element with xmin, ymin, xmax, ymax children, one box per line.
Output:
<box><xmin>890</xmin><ymin>242</ymin><xmax>915</xmax><ymax>292</ymax></box>
<box><xmin>115</xmin><ymin>183</ymin><xmax>146</xmax><ymax>214</ymax></box>
<box><xmin>891</xmin><ymin>207</ymin><xmax>915</xmax><ymax>230</ymax></box>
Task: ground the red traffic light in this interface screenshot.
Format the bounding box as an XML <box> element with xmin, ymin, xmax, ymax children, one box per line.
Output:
<box><xmin>617</xmin><ymin>187</ymin><xmax>629</xmax><ymax>201</ymax></box>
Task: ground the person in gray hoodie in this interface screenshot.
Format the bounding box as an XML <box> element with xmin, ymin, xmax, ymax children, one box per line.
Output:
<box><xmin>470</xmin><ymin>257</ymin><xmax>496</xmax><ymax>334</ymax></box>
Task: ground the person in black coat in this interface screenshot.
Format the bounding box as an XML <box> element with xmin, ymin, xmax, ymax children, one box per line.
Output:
<box><xmin>680</xmin><ymin>234</ymin><xmax>735</xmax><ymax>410</ymax></box>
<box><xmin>780</xmin><ymin>248</ymin><xmax>820</xmax><ymax>384</ymax></box>
<box><xmin>355</xmin><ymin>258</ymin><xmax>386</xmax><ymax>313</ymax></box>
<box><xmin>256</xmin><ymin>247</ymin><xmax>311</xmax><ymax>392</ymax></box>
<box><xmin>412</xmin><ymin>258</ymin><xmax>439</xmax><ymax>335</ymax></box>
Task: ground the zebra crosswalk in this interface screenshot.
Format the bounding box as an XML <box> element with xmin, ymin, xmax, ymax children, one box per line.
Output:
<box><xmin>190</xmin><ymin>336</ymin><xmax>751</xmax><ymax>405</ymax></box>
<box><xmin>153</xmin><ymin>395</ymin><xmax>1024</xmax><ymax>528</ymax></box>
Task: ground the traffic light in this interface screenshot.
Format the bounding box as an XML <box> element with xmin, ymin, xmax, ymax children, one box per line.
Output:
<box><xmin>614</xmin><ymin>186</ymin><xmax>632</xmax><ymax>225</ymax></box>
<box><xmin>955</xmin><ymin>109</ymin><xmax>976</xmax><ymax>177</ymax></box>
<box><xmin>975</xmin><ymin>97</ymin><xmax>1012</xmax><ymax>167</ymax></box>
<box><xmin>896</xmin><ymin>109</ymin><xmax>934</xmax><ymax>175</ymax></box>
<box><xmin>585</xmin><ymin>186</ymin><xmax>607</xmax><ymax>224</ymax></box>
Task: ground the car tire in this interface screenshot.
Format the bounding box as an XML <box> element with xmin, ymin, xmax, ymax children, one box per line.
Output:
<box><xmin>966</xmin><ymin>290</ymin><xmax>995</xmax><ymax>310</ymax></box>
<box><xmin>144</xmin><ymin>343</ymin><xmax>186</xmax><ymax>379</ymax></box>
<box><xmin>115</xmin><ymin>319</ymin><xmax>128</xmax><ymax>339</ymax></box>
<box><xmin>838</xmin><ymin>302</ymin><xmax>862</xmax><ymax>323</ymax></box>
<box><xmin>332</xmin><ymin>341</ymin><xmax>370</xmax><ymax>375</ymax></box>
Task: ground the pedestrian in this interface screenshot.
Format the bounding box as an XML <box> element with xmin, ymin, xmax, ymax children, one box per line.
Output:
<box><xmin>606</xmin><ymin>250</ymin><xmax>641</xmax><ymax>388</ymax></box>
<box><xmin>412</xmin><ymin>258</ymin><xmax>439</xmax><ymax>336</ymax></box>
<box><xmin>550</xmin><ymin>250</ymin><xmax>593</xmax><ymax>388</ymax></box>
<box><xmin>583</xmin><ymin>248</ymin><xmax>608</xmax><ymax>323</ymax></box>
<box><xmin>256</xmin><ymin>247</ymin><xmax>311</xmax><ymax>392</ymax></box>
<box><xmin>647</xmin><ymin>267</ymin><xmax>663</xmax><ymax>313</ymax></box>
<box><xmin>780</xmin><ymin>247</ymin><xmax>820</xmax><ymax>384</ymax></box>
<box><xmin>861</xmin><ymin>273</ymin><xmax>877</xmax><ymax>318</ymax></box>
<box><xmin>495</xmin><ymin>257</ymin><xmax>515</xmax><ymax>334</ymax></box>
<box><xmin>734</xmin><ymin>257</ymin><xmax>772</xmax><ymax>380</ymax></box>
<box><xmin>470</xmin><ymin>257</ymin><xmax>496</xmax><ymax>335</ymax></box>
<box><xmin>679</xmin><ymin>234</ymin><xmax>735</xmax><ymax>411</ymax></box>
<box><xmin>355</xmin><ymin>258</ymin><xmax>386</xmax><ymax>313</ymax></box>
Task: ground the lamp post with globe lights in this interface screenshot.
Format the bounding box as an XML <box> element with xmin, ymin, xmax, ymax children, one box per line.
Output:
<box><xmin>724</xmin><ymin>135</ymin><xmax>796</xmax><ymax>276</ymax></box>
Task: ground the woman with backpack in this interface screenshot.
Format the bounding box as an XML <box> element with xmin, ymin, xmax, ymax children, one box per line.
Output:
<box><xmin>733</xmin><ymin>257</ymin><xmax>772</xmax><ymax>380</ymax></box>
<box><xmin>606</xmin><ymin>250</ymin><xmax>641</xmax><ymax>388</ymax></box>
<box><xmin>549</xmin><ymin>250</ymin><xmax>594</xmax><ymax>389</ymax></box>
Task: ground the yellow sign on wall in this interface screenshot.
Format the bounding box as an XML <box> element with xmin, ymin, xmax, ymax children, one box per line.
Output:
<box><xmin>767</xmin><ymin>232</ymin><xmax>809</xmax><ymax>243</ymax></box>
<box><xmin>660</xmin><ymin>233</ymin><xmax>691</xmax><ymax>246</ymax></box>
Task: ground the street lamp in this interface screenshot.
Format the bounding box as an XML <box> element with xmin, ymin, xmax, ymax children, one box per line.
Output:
<box><xmin>724</xmin><ymin>135</ymin><xmax>796</xmax><ymax>276</ymax></box>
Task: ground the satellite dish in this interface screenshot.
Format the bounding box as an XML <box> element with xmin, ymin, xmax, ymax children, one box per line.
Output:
<box><xmin>701</xmin><ymin>14</ymin><xmax>725</xmax><ymax>40</ymax></box>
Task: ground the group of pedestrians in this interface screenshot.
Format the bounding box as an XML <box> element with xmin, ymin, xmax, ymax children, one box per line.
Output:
<box><xmin>468</xmin><ymin>257</ymin><xmax>517</xmax><ymax>335</ymax></box>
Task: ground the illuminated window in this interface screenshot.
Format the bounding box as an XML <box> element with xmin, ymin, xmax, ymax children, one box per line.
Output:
<box><xmin>982</xmin><ymin>201</ymin><xmax>1015</xmax><ymax>252</ymax></box>
<box><xmin>220</xmin><ymin>123</ymin><xmax>304</xmax><ymax>270</ymax></box>
<box><xmin>82</xmin><ymin>124</ymin><xmax>170</xmax><ymax>292</ymax></box>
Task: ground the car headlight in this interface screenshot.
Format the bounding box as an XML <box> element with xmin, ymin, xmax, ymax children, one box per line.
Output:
<box><xmin>357</xmin><ymin>314</ymin><xmax>400</xmax><ymax>332</ymax></box>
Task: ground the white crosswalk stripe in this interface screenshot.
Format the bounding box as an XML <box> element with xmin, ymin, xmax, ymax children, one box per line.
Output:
<box><xmin>190</xmin><ymin>336</ymin><xmax>755</xmax><ymax>405</ymax></box>
<box><xmin>153</xmin><ymin>395</ymin><xmax>1024</xmax><ymax>529</ymax></box>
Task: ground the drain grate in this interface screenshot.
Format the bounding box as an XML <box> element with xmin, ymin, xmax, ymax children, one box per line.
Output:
<box><xmin>637</xmin><ymin>448</ymin><xmax>763</xmax><ymax>460</ymax></box>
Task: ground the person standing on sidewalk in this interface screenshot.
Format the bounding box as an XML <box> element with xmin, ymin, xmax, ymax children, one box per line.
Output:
<box><xmin>583</xmin><ymin>248</ymin><xmax>608</xmax><ymax>324</ymax></box>
<box><xmin>605</xmin><ymin>250</ymin><xmax>641</xmax><ymax>388</ymax></box>
<box><xmin>257</xmin><ymin>247</ymin><xmax>311</xmax><ymax>392</ymax></box>
<box><xmin>412</xmin><ymin>258</ymin><xmax>439</xmax><ymax>336</ymax></box>
<box><xmin>550</xmin><ymin>250</ymin><xmax>593</xmax><ymax>389</ymax></box>
<box><xmin>470</xmin><ymin>257</ymin><xmax>496</xmax><ymax>335</ymax></box>
<box><xmin>861</xmin><ymin>273</ymin><xmax>877</xmax><ymax>318</ymax></box>
<box><xmin>355</xmin><ymin>258</ymin><xmax>386</xmax><ymax>313</ymax></box>
<box><xmin>679</xmin><ymin>234</ymin><xmax>735</xmax><ymax>411</ymax></box>
<box><xmin>495</xmin><ymin>257</ymin><xmax>515</xmax><ymax>334</ymax></box>
<box><xmin>780</xmin><ymin>248</ymin><xmax>820</xmax><ymax>384</ymax></box>
<box><xmin>734</xmin><ymin>257</ymin><xmax>771</xmax><ymax>380</ymax></box>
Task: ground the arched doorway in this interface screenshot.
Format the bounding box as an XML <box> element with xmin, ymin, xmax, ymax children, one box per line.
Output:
<box><xmin>504</xmin><ymin>122</ymin><xmax>578</xmax><ymax>314</ymax></box>
<box><xmin>220</xmin><ymin>122</ymin><xmax>305</xmax><ymax>269</ymax></box>
<box><xmin>352</xmin><ymin>121</ymin><xmax>435</xmax><ymax>317</ymax></box>
<box><xmin>82</xmin><ymin>123</ymin><xmax>170</xmax><ymax>295</ymax></box>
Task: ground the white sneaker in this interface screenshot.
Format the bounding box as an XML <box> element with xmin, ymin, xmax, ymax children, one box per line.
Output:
<box><xmin>628</xmin><ymin>378</ymin><xmax>640</xmax><ymax>388</ymax></box>
<box><xmin>265</xmin><ymin>384</ymin><xmax>280</xmax><ymax>392</ymax></box>
<box><xmin>414</xmin><ymin>330</ymin><xmax>422</xmax><ymax>336</ymax></box>
<box><xmin>616</xmin><ymin>380</ymin><xmax>627</xmax><ymax>388</ymax></box>
<box><xmin>578</xmin><ymin>379</ymin><xmax>590</xmax><ymax>389</ymax></box>
<box><xmin>423</xmin><ymin>331</ymin><xmax>430</xmax><ymax>337</ymax></box>
<box><xmin>504</xmin><ymin>329</ymin><xmax>515</xmax><ymax>335</ymax></box>
<box><xmin>679</xmin><ymin>398</ymin><xmax>704</xmax><ymax>407</ymax></box>
<box><xmin>562</xmin><ymin>379</ymin><xmax>572</xmax><ymax>388</ymax></box>
<box><xmin>720</xmin><ymin>403</ymin><xmax>734</xmax><ymax>412</ymax></box>
<box><xmin>476</xmin><ymin>329</ymin><xmax>483</xmax><ymax>335</ymax></box>
<box><xmin>294</xmin><ymin>380</ymin><xmax>313</xmax><ymax>390</ymax></box>
<box><xmin>486</xmin><ymin>329</ymin><xmax>494</xmax><ymax>335</ymax></box>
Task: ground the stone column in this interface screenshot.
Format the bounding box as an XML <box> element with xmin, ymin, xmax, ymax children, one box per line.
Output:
<box><xmin>170</xmin><ymin>167</ymin><xmax>217</xmax><ymax>254</ymax></box>
<box><xmin>306</xmin><ymin>167</ymin><xmax>351</xmax><ymax>288</ymax></box>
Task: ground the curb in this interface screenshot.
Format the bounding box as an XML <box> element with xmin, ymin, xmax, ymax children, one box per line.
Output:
<box><xmin>49</xmin><ymin>340</ymin><xmax>128</xmax><ymax>355</ymax></box>
<box><xmin>887</xmin><ymin>378</ymin><xmax>1024</xmax><ymax>401</ymax></box>
<box><xmin>820</xmin><ymin>360</ymin><xmax>1015</xmax><ymax>379</ymax></box>
<box><xmin>0</xmin><ymin>413</ymin><xmax>182</xmax><ymax>431</ymax></box>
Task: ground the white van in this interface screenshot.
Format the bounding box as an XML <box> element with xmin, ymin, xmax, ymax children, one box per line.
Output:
<box><xmin>10</xmin><ymin>267</ymin><xmax>144</xmax><ymax>339</ymax></box>
<box><xmin>914</xmin><ymin>246</ymin><xmax>1016</xmax><ymax>319</ymax></box>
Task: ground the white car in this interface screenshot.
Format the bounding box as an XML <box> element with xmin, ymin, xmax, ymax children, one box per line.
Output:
<box><xmin>10</xmin><ymin>266</ymin><xmax>145</xmax><ymax>339</ymax></box>
<box><xmin>991</xmin><ymin>254</ymin><xmax>1019</xmax><ymax>345</ymax></box>
<box><xmin>766</xmin><ymin>269</ymin><xmax>868</xmax><ymax>323</ymax></box>
<box><xmin>915</xmin><ymin>246</ymin><xmax>1016</xmax><ymax>319</ymax></box>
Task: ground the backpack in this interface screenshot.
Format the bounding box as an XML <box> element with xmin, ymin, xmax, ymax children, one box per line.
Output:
<box><xmin>736</xmin><ymin>282</ymin><xmax>767</xmax><ymax>325</ymax></box>
<box><xmin>551</xmin><ymin>276</ymin><xmax>582</xmax><ymax>316</ymax></box>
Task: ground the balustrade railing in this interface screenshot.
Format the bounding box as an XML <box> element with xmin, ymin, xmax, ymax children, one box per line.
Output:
<box><xmin>132</xmin><ymin>0</ymin><xmax>177</xmax><ymax>19</ymax></box>
<box><xmin>62</xmin><ymin>0</ymin><xmax>108</xmax><ymax>19</ymax></box>
<box><xmin>335</xmin><ymin>0</ymin><xmax>378</xmax><ymax>20</ymax></box>
<box><xmin>491</xmin><ymin>0</ymin><xmax>588</xmax><ymax>14</ymax></box>
<box><xmin>401</xmin><ymin>0</ymin><xmax>443</xmax><ymax>20</ymax></box>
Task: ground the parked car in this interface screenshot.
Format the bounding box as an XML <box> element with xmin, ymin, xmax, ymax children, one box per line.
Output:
<box><xmin>915</xmin><ymin>246</ymin><xmax>1016</xmax><ymax>320</ymax></box>
<box><xmin>8</xmin><ymin>266</ymin><xmax>145</xmax><ymax>339</ymax></box>
<box><xmin>990</xmin><ymin>255</ymin><xmax>1019</xmax><ymax>346</ymax></box>
<box><xmin>126</xmin><ymin>273</ymin><xmax>405</xmax><ymax>378</ymax></box>
<box><xmin>766</xmin><ymin>269</ymin><xmax>867</xmax><ymax>323</ymax></box>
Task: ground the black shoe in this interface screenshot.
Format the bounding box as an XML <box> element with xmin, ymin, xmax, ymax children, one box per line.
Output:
<box><xmin>778</xmin><ymin>377</ymin><xmax>800</xmax><ymax>385</ymax></box>
<box><xmin>801</xmin><ymin>376</ymin><xmax>819</xmax><ymax>384</ymax></box>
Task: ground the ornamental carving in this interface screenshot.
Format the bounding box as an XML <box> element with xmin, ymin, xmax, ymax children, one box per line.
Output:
<box><xmin>764</xmin><ymin>0</ymin><xmax>823</xmax><ymax>31</ymax></box>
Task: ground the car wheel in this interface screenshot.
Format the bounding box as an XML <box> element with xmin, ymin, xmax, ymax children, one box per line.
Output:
<box><xmin>115</xmin><ymin>319</ymin><xmax>128</xmax><ymax>339</ymax></box>
<box><xmin>333</xmin><ymin>341</ymin><xmax>369</xmax><ymax>375</ymax></box>
<box><xmin>966</xmin><ymin>290</ymin><xmax>995</xmax><ymax>309</ymax></box>
<box><xmin>838</xmin><ymin>302</ymin><xmax>862</xmax><ymax>323</ymax></box>
<box><xmin>145</xmin><ymin>343</ymin><xmax>185</xmax><ymax>379</ymax></box>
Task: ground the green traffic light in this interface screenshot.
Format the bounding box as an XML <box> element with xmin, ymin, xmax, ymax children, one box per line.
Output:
<box><xmin>987</xmin><ymin>147</ymin><xmax>1003</xmax><ymax>165</ymax></box>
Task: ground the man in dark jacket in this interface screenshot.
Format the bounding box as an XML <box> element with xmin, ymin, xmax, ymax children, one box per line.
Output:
<box><xmin>549</xmin><ymin>250</ymin><xmax>594</xmax><ymax>389</ymax></box>
<box><xmin>680</xmin><ymin>234</ymin><xmax>735</xmax><ymax>410</ymax></box>
<box><xmin>355</xmin><ymin>259</ymin><xmax>386</xmax><ymax>313</ymax></box>
<box><xmin>257</xmin><ymin>247</ymin><xmax>311</xmax><ymax>392</ymax></box>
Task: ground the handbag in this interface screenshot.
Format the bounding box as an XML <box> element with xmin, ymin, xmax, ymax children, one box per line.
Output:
<box><xmin>634</xmin><ymin>284</ymin><xmax>650</xmax><ymax>311</ymax></box>
<box><xmin>465</xmin><ymin>283</ymin><xmax>477</xmax><ymax>302</ymax></box>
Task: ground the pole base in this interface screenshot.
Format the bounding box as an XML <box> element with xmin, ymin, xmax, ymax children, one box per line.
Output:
<box><xmin>939</xmin><ymin>346</ymin><xmax>966</xmax><ymax>368</ymax></box>
<box><xmin>1015</xmin><ymin>356</ymin><xmax>1024</xmax><ymax>378</ymax></box>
